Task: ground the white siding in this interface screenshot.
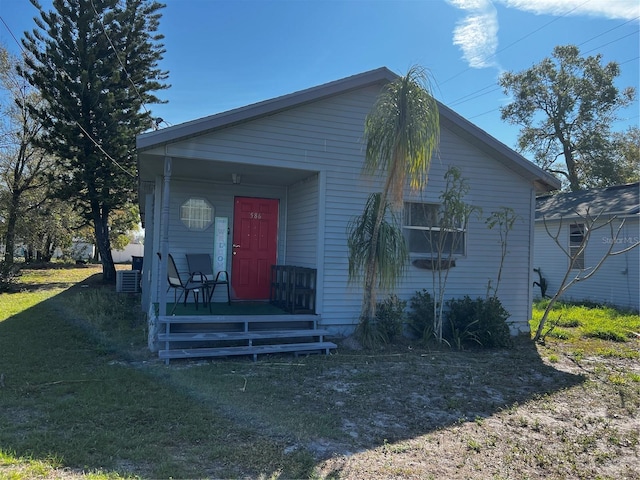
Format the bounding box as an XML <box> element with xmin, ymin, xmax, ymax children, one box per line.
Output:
<box><xmin>150</xmin><ymin>179</ymin><xmax>287</xmax><ymax>304</ymax></box>
<box><xmin>166</xmin><ymin>90</ymin><xmax>380</xmax><ymax>172</ymax></box>
<box><xmin>166</xmin><ymin>88</ymin><xmax>382</xmax><ymax>331</ymax></box>
<box><xmin>317</xmin><ymin>125</ymin><xmax>538</xmax><ymax>334</ymax></box>
<box><xmin>397</xmin><ymin>128</ymin><xmax>536</xmax><ymax>334</ymax></box>
<box><xmin>144</xmin><ymin>85</ymin><xmax>544</xmax><ymax>334</ymax></box>
<box><xmin>534</xmin><ymin>217</ymin><xmax>639</xmax><ymax>310</ymax></box>
<box><xmin>285</xmin><ymin>174</ymin><xmax>319</xmax><ymax>267</ymax></box>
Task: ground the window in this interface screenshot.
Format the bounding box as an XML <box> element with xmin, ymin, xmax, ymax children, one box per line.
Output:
<box><xmin>180</xmin><ymin>197</ymin><xmax>213</xmax><ymax>230</ymax></box>
<box><xmin>569</xmin><ymin>223</ymin><xmax>585</xmax><ymax>269</ymax></box>
<box><xmin>403</xmin><ymin>202</ymin><xmax>466</xmax><ymax>256</ymax></box>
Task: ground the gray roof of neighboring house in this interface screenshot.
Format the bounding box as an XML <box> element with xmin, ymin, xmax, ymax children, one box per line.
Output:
<box><xmin>137</xmin><ymin>66</ymin><xmax>561</xmax><ymax>192</ymax></box>
<box><xmin>536</xmin><ymin>182</ymin><xmax>640</xmax><ymax>220</ymax></box>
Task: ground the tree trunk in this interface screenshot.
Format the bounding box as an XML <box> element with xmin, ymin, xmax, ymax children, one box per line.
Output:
<box><xmin>41</xmin><ymin>234</ymin><xmax>54</xmax><ymax>262</ymax></box>
<box><xmin>3</xmin><ymin>193</ymin><xmax>20</xmax><ymax>265</ymax></box>
<box><xmin>360</xmin><ymin>192</ymin><xmax>388</xmax><ymax>323</ymax></box>
<box><xmin>562</xmin><ymin>141</ymin><xmax>580</xmax><ymax>191</ymax></box>
<box><xmin>93</xmin><ymin>207</ymin><xmax>116</xmax><ymax>283</ymax></box>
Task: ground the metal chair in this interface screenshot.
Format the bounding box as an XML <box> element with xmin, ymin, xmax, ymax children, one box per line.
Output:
<box><xmin>166</xmin><ymin>253</ymin><xmax>206</xmax><ymax>314</ymax></box>
<box><xmin>186</xmin><ymin>253</ymin><xmax>231</xmax><ymax>307</ymax></box>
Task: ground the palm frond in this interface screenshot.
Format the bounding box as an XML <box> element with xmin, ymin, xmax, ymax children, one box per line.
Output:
<box><xmin>347</xmin><ymin>193</ymin><xmax>408</xmax><ymax>289</ymax></box>
<box><xmin>363</xmin><ymin>65</ymin><xmax>440</xmax><ymax>208</ymax></box>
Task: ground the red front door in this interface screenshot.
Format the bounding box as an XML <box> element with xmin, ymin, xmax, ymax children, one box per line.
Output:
<box><xmin>231</xmin><ymin>197</ymin><xmax>279</xmax><ymax>300</ymax></box>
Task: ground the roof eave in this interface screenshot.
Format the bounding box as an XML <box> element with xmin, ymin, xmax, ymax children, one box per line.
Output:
<box><xmin>137</xmin><ymin>67</ymin><xmax>561</xmax><ymax>193</ymax></box>
<box><xmin>437</xmin><ymin>102</ymin><xmax>561</xmax><ymax>192</ymax></box>
<box><xmin>137</xmin><ymin>66</ymin><xmax>398</xmax><ymax>152</ymax></box>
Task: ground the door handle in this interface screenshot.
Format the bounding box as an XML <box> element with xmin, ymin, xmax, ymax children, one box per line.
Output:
<box><xmin>232</xmin><ymin>244</ymin><xmax>241</xmax><ymax>248</ymax></box>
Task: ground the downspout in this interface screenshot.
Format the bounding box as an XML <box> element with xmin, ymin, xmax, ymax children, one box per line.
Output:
<box><xmin>315</xmin><ymin>170</ymin><xmax>326</xmax><ymax>323</ymax></box>
<box><xmin>527</xmin><ymin>186</ymin><xmax>536</xmax><ymax>334</ymax></box>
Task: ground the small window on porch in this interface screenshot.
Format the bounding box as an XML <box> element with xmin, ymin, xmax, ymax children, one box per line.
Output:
<box><xmin>181</xmin><ymin>197</ymin><xmax>213</xmax><ymax>230</ymax></box>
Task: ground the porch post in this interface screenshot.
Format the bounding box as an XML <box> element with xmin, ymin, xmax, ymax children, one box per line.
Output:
<box><xmin>141</xmin><ymin>188</ymin><xmax>154</xmax><ymax>313</ymax></box>
<box><xmin>158</xmin><ymin>156</ymin><xmax>172</xmax><ymax>316</ymax></box>
<box><xmin>148</xmin><ymin>157</ymin><xmax>172</xmax><ymax>353</ymax></box>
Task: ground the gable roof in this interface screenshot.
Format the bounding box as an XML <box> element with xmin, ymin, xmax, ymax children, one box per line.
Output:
<box><xmin>536</xmin><ymin>182</ymin><xmax>640</xmax><ymax>220</ymax></box>
<box><xmin>137</xmin><ymin>66</ymin><xmax>560</xmax><ymax>192</ymax></box>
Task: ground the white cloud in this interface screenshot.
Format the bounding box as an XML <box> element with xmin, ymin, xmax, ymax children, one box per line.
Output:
<box><xmin>499</xmin><ymin>0</ymin><xmax>640</xmax><ymax>20</ymax></box>
<box><xmin>448</xmin><ymin>0</ymin><xmax>490</xmax><ymax>9</ymax></box>
<box><xmin>448</xmin><ymin>0</ymin><xmax>500</xmax><ymax>69</ymax></box>
<box><xmin>447</xmin><ymin>0</ymin><xmax>640</xmax><ymax>70</ymax></box>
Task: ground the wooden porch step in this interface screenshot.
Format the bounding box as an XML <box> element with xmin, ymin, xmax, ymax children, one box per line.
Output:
<box><xmin>158</xmin><ymin>341</ymin><xmax>337</xmax><ymax>361</ymax></box>
<box><xmin>158</xmin><ymin>329</ymin><xmax>330</xmax><ymax>343</ymax></box>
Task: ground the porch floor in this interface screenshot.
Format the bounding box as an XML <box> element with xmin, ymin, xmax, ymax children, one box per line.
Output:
<box><xmin>157</xmin><ymin>301</ymin><xmax>287</xmax><ymax>316</ymax></box>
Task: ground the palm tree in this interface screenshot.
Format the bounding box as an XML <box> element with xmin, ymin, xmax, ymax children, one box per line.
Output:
<box><xmin>348</xmin><ymin>65</ymin><xmax>440</xmax><ymax>328</ymax></box>
<box><xmin>347</xmin><ymin>192</ymin><xmax>408</xmax><ymax>298</ymax></box>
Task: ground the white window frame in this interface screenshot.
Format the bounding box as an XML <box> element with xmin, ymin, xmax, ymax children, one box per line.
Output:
<box><xmin>180</xmin><ymin>197</ymin><xmax>213</xmax><ymax>231</ymax></box>
<box><xmin>569</xmin><ymin>223</ymin><xmax>585</xmax><ymax>270</ymax></box>
<box><xmin>403</xmin><ymin>202</ymin><xmax>467</xmax><ymax>257</ymax></box>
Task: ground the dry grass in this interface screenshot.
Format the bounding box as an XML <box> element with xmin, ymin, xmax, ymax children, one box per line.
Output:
<box><xmin>0</xmin><ymin>266</ymin><xmax>638</xmax><ymax>479</ymax></box>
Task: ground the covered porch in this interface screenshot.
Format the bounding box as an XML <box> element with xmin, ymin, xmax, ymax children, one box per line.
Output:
<box><xmin>138</xmin><ymin>151</ymin><xmax>334</xmax><ymax>362</ymax></box>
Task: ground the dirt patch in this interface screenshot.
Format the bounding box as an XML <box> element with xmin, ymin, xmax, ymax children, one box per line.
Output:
<box><xmin>309</xmin><ymin>337</ymin><xmax>640</xmax><ymax>479</ymax></box>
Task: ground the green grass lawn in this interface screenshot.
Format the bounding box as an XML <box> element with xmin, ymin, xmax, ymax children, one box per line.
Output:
<box><xmin>1</xmin><ymin>266</ymin><xmax>638</xmax><ymax>479</ymax></box>
<box><xmin>530</xmin><ymin>298</ymin><xmax>640</xmax><ymax>357</ymax></box>
<box><xmin>0</xmin><ymin>266</ymin><xmax>315</xmax><ymax>479</ymax></box>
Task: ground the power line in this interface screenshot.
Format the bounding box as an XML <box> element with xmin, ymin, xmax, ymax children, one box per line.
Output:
<box><xmin>75</xmin><ymin>123</ymin><xmax>136</xmax><ymax>178</ymax></box>
<box><xmin>444</xmin><ymin>30</ymin><xmax>639</xmax><ymax>112</ymax></box>
<box><xmin>89</xmin><ymin>0</ymin><xmax>150</xmax><ymax>117</ymax></box>
<box><xmin>451</xmin><ymin>55</ymin><xmax>638</xmax><ymax>123</ymax></box>
<box><xmin>0</xmin><ymin>11</ymin><xmax>137</xmax><ymax>178</ymax></box>
<box><xmin>577</xmin><ymin>16</ymin><xmax>640</xmax><ymax>48</ymax></box>
<box><xmin>449</xmin><ymin>86</ymin><xmax>501</xmax><ymax>107</ymax></box>
<box><xmin>441</xmin><ymin>0</ymin><xmax>593</xmax><ymax>86</ymax></box>
<box><xmin>583</xmin><ymin>31</ymin><xmax>640</xmax><ymax>55</ymax></box>
<box><xmin>620</xmin><ymin>56</ymin><xmax>640</xmax><ymax>66</ymax></box>
<box><xmin>440</xmin><ymin>1</ymin><xmax>637</xmax><ymax>115</ymax></box>
<box><xmin>0</xmin><ymin>15</ymin><xmax>22</xmax><ymax>48</ymax></box>
<box><xmin>467</xmin><ymin>107</ymin><xmax>500</xmax><ymax>121</ymax></box>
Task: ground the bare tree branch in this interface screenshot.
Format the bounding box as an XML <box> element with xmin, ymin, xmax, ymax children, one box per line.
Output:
<box><xmin>533</xmin><ymin>209</ymin><xmax>639</xmax><ymax>342</ymax></box>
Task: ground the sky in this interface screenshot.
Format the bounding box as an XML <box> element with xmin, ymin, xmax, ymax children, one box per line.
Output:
<box><xmin>0</xmin><ymin>0</ymin><xmax>638</xmax><ymax>154</ymax></box>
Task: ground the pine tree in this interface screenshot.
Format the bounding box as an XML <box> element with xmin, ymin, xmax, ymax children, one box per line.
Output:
<box><xmin>21</xmin><ymin>0</ymin><xmax>168</xmax><ymax>282</ymax></box>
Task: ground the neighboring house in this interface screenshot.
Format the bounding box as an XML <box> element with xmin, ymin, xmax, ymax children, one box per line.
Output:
<box><xmin>534</xmin><ymin>183</ymin><xmax>639</xmax><ymax>311</ymax></box>
<box><xmin>51</xmin><ymin>240</ymin><xmax>143</xmax><ymax>263</ymax></box>
<box><xmin>111</xmin><ymin>241</ymin><xmax>144</xmax><ymax>264</ymax></box>
<box><xmin>136</xmin><ymin>67</ymin><xmax>560</xmax><ymax>352</ymax></box>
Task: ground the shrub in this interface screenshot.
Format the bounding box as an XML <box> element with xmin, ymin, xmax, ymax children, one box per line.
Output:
<box><xmin>407</xmin><ymin>289</ymin><xmax>435</xmax><ymax>342</ymax></box>
<box><xmin>445</xmin><ymin>296</ymin><xmax>512</xmax><ymax>349</ymax></box>
<box><xmin>375</xmin><ymin>294</ymin><xmax>406</xmax><ymax>343</ymax></box>
<box><xmin>355</xmin><ymin>316</ymin><xmax>384</xmax><ymax>348</ymax></box>
<box><xmin>356</xmin><ymin>295</ymin><xmax>408</xmax><ymax>348</ymax></box>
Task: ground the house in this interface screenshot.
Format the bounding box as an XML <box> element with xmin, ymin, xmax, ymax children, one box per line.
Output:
<box><xmin>534</xmin><ymin>183</ymin><xmax>639</xmax><ymax>311</ymax></box>
<box><xmin>136</xmin><ymin>67</ymin><xmax>560</xmax><ymax>360</ymax></box>
<box><xmin>110</xmin><ymin>240</ymin><xmax>144</xmax><ymax>264</ymax></box>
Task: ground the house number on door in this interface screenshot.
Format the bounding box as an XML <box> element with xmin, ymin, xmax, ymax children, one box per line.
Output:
<box><xmin>250</xmin><ymin>212</ymin><xmax>262</xmax><ymax>219</ymax></box>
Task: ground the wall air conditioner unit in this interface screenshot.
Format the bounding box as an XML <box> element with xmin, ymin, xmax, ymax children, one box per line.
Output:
<box><xmin>116</xmin><ymin>270</ymin><xmax>140</xmax><ymax>293</ymax></box>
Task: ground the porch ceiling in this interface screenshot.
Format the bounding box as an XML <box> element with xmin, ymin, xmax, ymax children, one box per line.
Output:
<box><xmin>138</xmin><ymin>154</ymin><xmax>316</xmax><ymax>187</ymax></box>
